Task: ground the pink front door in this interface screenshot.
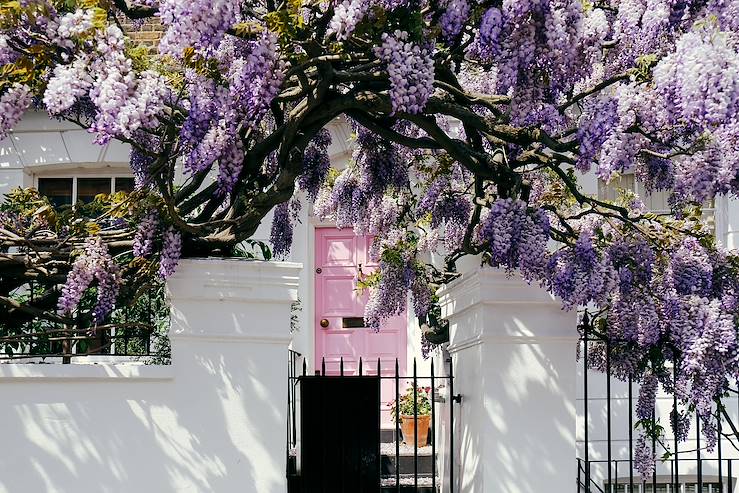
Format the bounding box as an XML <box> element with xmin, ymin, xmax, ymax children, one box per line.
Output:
<box><xmin>314</xmin><ymin>228</ymin><xmax>407</xmax><ymax>381</ymax></box>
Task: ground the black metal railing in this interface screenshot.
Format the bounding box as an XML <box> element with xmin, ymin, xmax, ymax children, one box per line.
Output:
<box><xmin>287</xmin><ymin>354</ymin><xmax>459</xmax><ymax>492</ymax></box>
<box><xmin>578</xmin><ymin>457</ymin><xmax>735</xmax><ymax>492</ymax></box>
<box><xmin>579</xmin><ymin>322</ymin><xmax>738</xmax><ymax>492</ymax></box>
<box><xmin>0</xmin><ymin>280</ymin><xmax>170</xmax><ymax>363</ymax></box>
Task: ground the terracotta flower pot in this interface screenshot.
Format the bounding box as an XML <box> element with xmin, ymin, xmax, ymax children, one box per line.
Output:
<box><xmin>400</xmin><ymin>414</ymin><xmax>431</xmax><ymax>447</ymax></box>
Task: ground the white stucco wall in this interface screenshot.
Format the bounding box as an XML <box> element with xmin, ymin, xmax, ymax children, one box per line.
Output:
<box><xmin>438</xmin><ymin>268</ymin><xmax>579</xmax><ymax>493</ymax></box>
<box><xmin>0</xmin><ymin>259</ymin><xmax>300</xmax><ymax>493</ymax></box>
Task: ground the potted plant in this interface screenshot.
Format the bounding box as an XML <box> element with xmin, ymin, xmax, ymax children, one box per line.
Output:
<box><xmin>389</xmin><ymin>385</ymin><xmax>432</xmax><ymax>446</ymax></box>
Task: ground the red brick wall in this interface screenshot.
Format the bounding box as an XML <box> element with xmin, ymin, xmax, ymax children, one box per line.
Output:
<box><xmin>119</xmin><ymin>17</ymin><xmax>164</xmax><ymax>50</ymax></box>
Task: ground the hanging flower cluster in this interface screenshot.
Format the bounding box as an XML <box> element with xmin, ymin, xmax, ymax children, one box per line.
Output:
<box><xmin>58</xmin><ymin>237</ymin><xmax>122</xmax><ymax>324</ymax></box>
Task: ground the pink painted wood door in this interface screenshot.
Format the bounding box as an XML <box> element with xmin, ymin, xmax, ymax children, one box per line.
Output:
<box><xmin>314</xmin><ymin>228</ymin><xmax>407</xmax><ymax>381</ymax></box>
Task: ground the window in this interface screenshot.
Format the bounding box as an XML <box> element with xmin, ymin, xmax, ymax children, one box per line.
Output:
<box><xmin>115</xmin><ymin>177</ymin><xmax>135</xmax><ymax>193</ymax></box>
<box><xmin>598</xmin><ymin>173</ymin><xmax>715</xmax><ymax>231</ymax></box>
<box><xmin>37</xmin><ymin>176</ymin><xmax>135</xmax><ymax>206</ymax></box>
<box><xmin>77</xmin><ymin>178</ymin><xmax>112</xmax><ymax>204</ymax></box>
<box><xmin>37</xmin><ymin>178</ymin><xmax>73</xmax><ymax>208</ymax></box>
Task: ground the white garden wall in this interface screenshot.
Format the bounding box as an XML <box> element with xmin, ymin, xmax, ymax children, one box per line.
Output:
<box><xmin>0</xmin><ymin>259</ymin><xmax>300</xmax><ymax>493</ymax></box>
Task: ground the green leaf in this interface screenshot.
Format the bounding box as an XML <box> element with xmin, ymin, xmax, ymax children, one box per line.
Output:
<box><xmin>258</xmin><ymin>241</ymin><xmax>272</xmax><ymax>261</ymax></box>
<box><xmin>233</xmin><ymin>21</ymin><xmax>264</xmax><ymax>38</ymax></box>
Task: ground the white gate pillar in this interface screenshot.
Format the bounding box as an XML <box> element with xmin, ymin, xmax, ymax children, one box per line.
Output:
<box><xmin>438</xmin><ymin>267</ymin><xmax>578</xmax><ymax>493</ymax></box>
<box><xmin>167</xmin><ymin>258</ymin><xmax>301</xmax><ymax>493</ymax></box>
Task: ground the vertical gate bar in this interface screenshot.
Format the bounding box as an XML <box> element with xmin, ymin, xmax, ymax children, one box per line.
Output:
<box><xmin>293</xmin><ymin>357</ymin><xmax>298</xmax><ymax>448</ymax></box>
<box><xmin>146</xmin><ymin>291</ymin><xmax>152</xmax><ymax>354</ymax></box>
<box><xmin>584</xmin><ymin>322</ymin><xmax>590</xmax><ymax>493</ymax></box>
<box><xmin>359</xmin><ymin>372</ymin><xmax>364</xmax><ymax>493</ymax></box>
<box><xmin>340</xmin><ymin>357</ymin><xmax>345</xmax><ymax>493</ymax></box>
<box><xmin>378</xmin><ymin>357</ymin><xmax>382</xmax><ymax>493</ymax></box>
<box><xmin>286</xmin><ymin>352</ymin><xmax>290</xmax><ymax>478</ymax></box>
<box><xmin>674</xmin><ymin>365</ymin><xmax>679</xmax><ymax>493</ymax></box>
<box><xmin>652</xmin><ymin>409</ymin><xmax>657</xmax><ymax>493</ymax></box>
<box><xmin>29</xmin><ymin>281</ymin><xmax>34</xmax><ymax>354</ymax></box>
<box><xmin>629</xmin><ymin>375</ymin><xmax>634</xmax><ymax>491</ymax></box>
<box><xmin>697</xmin><ymin>411</ymin><xmax>703</xmax><ymax>493</ymax></box>
<box><xmin>288</xmin><ymin>354</ymin><xmax>293</xmax><ymax>449</ymax></box>
<box><xmin>729</xmin><ymin>459</ymin><xmax>733</xmax><ymax>493</ymax></box>
<box><xmin>302</xmin><ymin>358</ymin><xmax>307</xmax><ymax>377</ymax></box>
<box><xmin>123</xmin><ymin>306</ymin><xmax>129</xmax><ymax>355</ymax></box>
<box><xmin>615</xmin><ymin>460</ymin><xmax>619</xmax><ymax>492</ymax></box>
<box><xmin>607</xmin><ymin>339</ymin><xmax>612</xmax><ymax>491</ymax></box>
<box><xmin>322</xmin><ymin>370</ymin><xmax>327</xmax><ymax>493</ymax></box>
<box><xmin>449</xmin><ymin>356</ymin><xmax>455</xmax><ymax>493</ymax></box>
<box><xmin>359</xmin><ymin>357</ymin><xmax>363</xmax><ymax>376</ymax></box>
<box><xmin>671</xmin><ymin>460</ymin><xmax>674</xmax><ymax>493</ymax></box>
<box><xmin>718</xmin><ymin>405</ymin><xmax>723</xmax><ymax>493</ymax></box>
<box><xmin>431</xmin><ymin>359</ymin><xmax>436</xmax><ymax>492</ymax></box>
<box><xmin>413</xmin><ymin>358</ymin><xmax>418</xmax><ymax>492</ymax></box>
<box><xmin>396</xmin><ymin>358</ymin><xmax>400</xmax><ymax>493</ymax></box>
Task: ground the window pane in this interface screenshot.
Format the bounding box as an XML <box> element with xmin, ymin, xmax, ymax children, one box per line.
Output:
<box><xmin>114</xmin><ymin>177</ymin><xmax>135</xmax><ymax>193</ymax></box>
<box><xmin>597</xmin><ymin>174</ymin><xmax>636</xmax><ymax>202</ymax></box>
<box><xmin>38</xmin><ymin>178</ymin><xmax>73</xmax><ymax>207</ymax></box>
<box><xmin>77</xmin><ymin>178</ymin><xmax>112</xmax><ymax>204</ymax></box>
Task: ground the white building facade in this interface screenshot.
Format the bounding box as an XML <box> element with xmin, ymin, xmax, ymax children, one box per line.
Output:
<box><xmin>3</xmin><ymin>112</ymin><xmax>739</xmax><ymax>492</ymax></box>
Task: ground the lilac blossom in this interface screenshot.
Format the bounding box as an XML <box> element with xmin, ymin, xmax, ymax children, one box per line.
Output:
<box><xmin>58</xmin><ymin>237</ymin><xmax>122</xmax><ymax>323</ymax></box>
<box><xmin>133</xmin><ymin>211</ymin><xmax>159</xmax><ymax>258</ymax></box>
<box><xmin>158</xmin><ymin>227</ymin><xmax>182</xmax><ymax>279</ymax></box>
<box><xmin>440</xmin><ymin>0</ymin><xmax>470</xmax><ymax>42</ymax></box>
<box><xmin>158</xmin><ymin>0</ymin><xmax>240</xmax><ymax>57</ymax></box>
<box><xmin>327</xmin><ymin>0</ymin><xmax>368</xmax><ymax>41</ymax></box>
<box><xmin>374</xmin><ymin>31</ymin><xmax>435</xmax><ymax>115</ymax></box>
<box><xmin>43</xmin><ymin>55</ymin><xmax>93</xmax><ymax>114</ymax></box>
<box><xmin>270</xmin><ymin>201</ymin><xmax>295</xmax><ymax>260</ymax></box>
<box><xmin>298</xmin><ymin>129</ymin><xmax>332</xmax><ymax>201</ymax></box>
<box><xmin>0</xmin><ymin>84</ymin><xmax>32</xmax><ymax>140</ymax></box>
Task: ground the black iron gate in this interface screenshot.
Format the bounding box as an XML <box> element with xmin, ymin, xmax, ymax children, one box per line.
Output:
<box><xmin>287</xmin><ymin>352</ymin><xmax>457</xmax><ymax>493</ymax></box>
<box><xmin>301</xmin><ymin>374</ymin><xmax>381</xmax><ymax>493</ymax></box>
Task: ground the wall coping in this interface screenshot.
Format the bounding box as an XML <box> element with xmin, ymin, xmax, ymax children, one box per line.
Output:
<box><xmin>437</xmin><ymin>267</ymin><xmax>561</xmax><ymax>319</ymax></box>
<box><xmin>0</xmin><ymin>362</ymin><xmax>175</xmax><ymax>381</ymax></box>
<box><xmin>167</xmin><ymin>258</ymin><xmax>302</xmax><ymax>303</ymax></box>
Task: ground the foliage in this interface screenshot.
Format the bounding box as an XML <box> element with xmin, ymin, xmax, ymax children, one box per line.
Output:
<box><xmin>388</xmin><ymin>385</ymin><xmax>432</xmax><ymax>420</ymax></box>
<box><xmin>1</xmin><ymin>0</ymin><xmax>739</xmax><ymax>473</ymax></box>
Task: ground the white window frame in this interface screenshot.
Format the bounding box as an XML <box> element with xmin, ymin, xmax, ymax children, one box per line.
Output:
<box><xmin>33</xmin><ymin>169</ymin><xmax>135</xmax><ymax>204</ymax></box>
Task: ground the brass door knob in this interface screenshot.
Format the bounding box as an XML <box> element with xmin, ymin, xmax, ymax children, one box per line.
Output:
<box><xmin>320</xmin><ymin>319</ymin><xmax>329</xmax><ymax>328</ymax></box>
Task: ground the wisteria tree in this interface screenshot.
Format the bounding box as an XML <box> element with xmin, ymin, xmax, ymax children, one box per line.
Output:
<box><xmin>2</xmin><ymin>0</ymin><xmax>739</xmax><ymax>473</ymax></box>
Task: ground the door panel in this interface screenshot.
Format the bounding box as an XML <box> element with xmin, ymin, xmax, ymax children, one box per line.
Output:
<box><xmin>315</xmin><ymin>228</ymin><xmax>408</xmax><ymax>418</ymax></box>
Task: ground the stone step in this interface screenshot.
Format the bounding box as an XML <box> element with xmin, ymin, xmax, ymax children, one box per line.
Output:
<box><xmin>381</xmin><ymin>474</ymin><xmax>438</xmax><ymax>493</ymax></box>
<box><xmin>381</xmin><ymin>443</ymin><xmax>434</xmax><ymax>476</ymax></box>
<box><xmin>381</xmin><ymin>427</ymin><xmax>398</xmax><ymax>443</ymax></box>
<box><xmin>381</xmin><ymin>442</ymin><xmax>434</xmax><ymax>457</ymax></box>
<box><xmin>381</xmin><ymin>427</ymin><xmax>433</xmax><ymax>446</ymax></box>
